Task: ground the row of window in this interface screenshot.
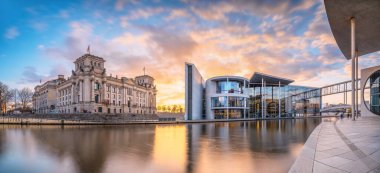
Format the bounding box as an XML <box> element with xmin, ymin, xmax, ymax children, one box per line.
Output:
<box><xmin>59</xmin><ymin>88</ymin><xmax>71</xmax><ymax>97</ymax></box>
<box><xmin>211</xmin><ymin>96</ymin><xmax>246</xmax><ymax>108</ymax></box>
<box><xmin>58</xmin><ymin>108</ymin><xmax>154</xmax><ymax>114</ymax></box>
<box><xmin>59</xmin><ymin>95</ymin><xmax>71</xmax><ymax>102</ymax></box>
<box><xmin>90</xmin><ymin>61</ymin><xmax>101</xmax><ymax>67</ymax></box>
<box><xmin>59</xmin><ymin>101</ymin><xmax>72</xmax><ymax>106</ymax></box>
<box><xmin>216</xmin><ymin>81</ymin><xmax>245</xmax><ymax>94</ymax></box>
<box><xmin>105</xmin><ymin>85</ymin><xmax>147</xmax><ymax>98</ymax></box>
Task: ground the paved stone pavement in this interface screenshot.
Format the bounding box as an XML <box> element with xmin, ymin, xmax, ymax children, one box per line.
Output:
<box><xmin>289</xmin><ymin>116</ymin><xmax>380</xmax><ymax>173</ymax></box>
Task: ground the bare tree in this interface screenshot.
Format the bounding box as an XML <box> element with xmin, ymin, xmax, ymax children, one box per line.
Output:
<box><xmin>9</xmin><ymin>89</ymin><xmax>18</xmax><ymax>111</ymax></box>
<box><xmin>0</xmin><ymin>82</ymin><xmax>13</xmax><ymax>114</ymax></box>
<box><xmin>0</xmin><ymin>82</ymin><xmax>6</xmax><ymax>114</ymax></box>
<box><xmin>18</xmin><ymin>88</ymin><xmax>33</xmax><ymax>110</ymax></box>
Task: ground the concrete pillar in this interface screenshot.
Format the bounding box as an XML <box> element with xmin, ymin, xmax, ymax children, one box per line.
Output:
<box><xmin>351</xmin><ymin>17</ymin><xmax>356</xmax><ymax>119</ymax></box>
<box><xmin>264</xmin><ymin>80</ymin><xmax>266</xmax><ymax>118</ymax></box>
<box><xmin>244</xmin><ymin>97</ymin><xmax>246</xmax><ymax>119</ymax></box>
<box><xmin>355</xmin><ymin>52</ymin><xmax>359</xmax><ymax>117</ymax></box>
<box><xmin>261</xmin><ymin>78</ymin><xmax>264</xmax><ymax>118</ymax></box>
<box><xmin>344</xmin><ymin>83</ymin><xmax>346</xmax><ymax>104</ymax></box>
<box><xmin>243</xmin><ymin>80</ymin><xmax>246</xmax><ymax>119</ymax></box>
<box><xmin>278</xmin><ymin>81</ymin><xmax>281</xmax><ymax>118</ymax></box>
<box><xmin>319</xmin><ymin>88</ymin><xmax>322</xmax><ymax>116</ymax></box>
<box><xmin>227</xmin><ymin>77</ymin><xmax>229</xmax><ymax>119</ymax></box>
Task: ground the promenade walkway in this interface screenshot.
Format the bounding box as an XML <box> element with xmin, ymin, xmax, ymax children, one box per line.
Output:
<box><xmin>289</xmin><ymin>116</ymin><xmax>380</xmax><ymax>173</ymax></box>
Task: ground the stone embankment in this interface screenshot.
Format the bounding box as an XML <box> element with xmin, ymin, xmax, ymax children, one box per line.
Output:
<box><xmin>0</xmin><ymin>114</ymin><xmax>338</xmax><ymax>126</ymax></box>
<box><xmin>0</xmin><ymin>113</ymin><xmax>159</xmax><ymax>125</ymax></box>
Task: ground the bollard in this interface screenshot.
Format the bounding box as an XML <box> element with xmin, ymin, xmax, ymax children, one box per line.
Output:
<box><xmin>61</xmin><ymin>119</ymin><xmax>64</xmax><ymax>125</ymax></box>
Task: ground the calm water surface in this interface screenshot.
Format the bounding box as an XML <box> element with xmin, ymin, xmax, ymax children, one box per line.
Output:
<box><xmin>0</xmin><ymin>118</ymin><xmax>321</xmax><ymax>173</ymax></box>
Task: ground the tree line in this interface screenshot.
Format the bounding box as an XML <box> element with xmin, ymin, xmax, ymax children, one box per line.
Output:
<box><xmin>0</xmin><ymin>81</ymin><xmax>33</xmax><ymax>114</ymax></box>
<box><xmin>156</xmin><ymin>104</ymin><xmax>184</xmax><ymax>113</ymax></box>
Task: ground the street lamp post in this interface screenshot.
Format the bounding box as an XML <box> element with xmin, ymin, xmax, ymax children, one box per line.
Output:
<box><xmin>351</xmin><ymin>17</ymin><xmax>356</xmax><ymax>120</ymax></box>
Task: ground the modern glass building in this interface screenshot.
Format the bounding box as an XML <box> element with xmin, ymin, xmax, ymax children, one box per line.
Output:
<box><xmin>205</xmin><ymin>76</ymin><xmax>249</xmax><ymax>119</ymax></box>
<box><xmin>185</xmin><ymin>63</ymin><xmax>319</xmax><ymax>120</ymax></box>
<box><xmin>362</xmin><ymin>65</ymin><xmax>380</xmax><ymax>116</ymax></box>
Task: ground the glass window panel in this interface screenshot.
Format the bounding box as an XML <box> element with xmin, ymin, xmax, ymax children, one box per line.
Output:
<box><xmin>228</xmin><ymin>109</ymin><xmax>243</xmax><ymax>119</ymax></box>
<box><xmin>211</xmin><ymin>97</ymin><xmax>227</xmax><ymax>107</ymax></box>
<box><xmin>364</xmin><ymin>70</ymin><xmax>380</xmax><ymax>115</ymax></box>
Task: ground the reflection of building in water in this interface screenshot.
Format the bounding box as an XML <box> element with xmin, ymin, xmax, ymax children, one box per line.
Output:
<box><xmin>30</xmin><ymin>126</ymin><xmax>155</xmax><ymax>173</ymax></box>
<box><xmin>152</xmin><ymin>125</ymin><xmax>187</xmax><ymax>172</ymax></box>
<box><xmin>183</xmin><ymin>119</ymin><xmax>321</xmax><ymax>173</ymax></box>
<box><xmin>185</xmin><ymin>63</ymin><xmax>319</xmax><ymax>120</ymax></box>
<box><xmin>247</xmin><ymin>118</ymin><xmax>321</xmax><ymax>152</ymax></box>
<box><xmin>0</xmin><ymin>119</ymin><xmax>322</xmax><ymax>173</ymax></box>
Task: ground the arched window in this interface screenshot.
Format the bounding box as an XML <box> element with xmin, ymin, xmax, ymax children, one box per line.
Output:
<box><xmin>94</xmin><ymin>82</ymin><xmax>100</xmax><ymax>90</ymax></box>
<box><xmin>364</xmin><ymin>70</ymin><xmax>380</xmax><ymax>115</ymax></box>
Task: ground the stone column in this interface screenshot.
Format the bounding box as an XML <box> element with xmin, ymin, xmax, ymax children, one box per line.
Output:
<box><xmin>79</xmin><ymin>81</ymin><xmax>82</xmax><ymax>102</ymax></box>
<box><xmin>71</xmin><ymin>84</ymin><xmax>75</xmax><ymax>103</ymax></box>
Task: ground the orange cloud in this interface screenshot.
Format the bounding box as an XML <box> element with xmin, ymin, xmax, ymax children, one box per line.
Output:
<box><xmin>36</xmin><ymin>1</ymin><xmax>368</xmax><ymax>108</ymax></box>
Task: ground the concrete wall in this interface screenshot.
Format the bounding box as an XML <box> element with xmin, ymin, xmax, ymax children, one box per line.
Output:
<box><xmin>205</xmin><ymin>79</ymin><xmax>217</xmax><ymax>119</ymax></box>
<box><xmin>185</xmin><ymin>63</ymin><xmax>204</xmax><ymax>120</ymax></box>
<box><xmin>361</xmin><ymin>65</ymin><xmax>380</xmax><ymax>117</ymax></box>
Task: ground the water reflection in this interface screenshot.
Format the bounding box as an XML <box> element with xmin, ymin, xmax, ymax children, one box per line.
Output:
<box><xmin>0</xmin><ymin>118</ymin><xmax>321</xmax><ymax>173</ymax></box>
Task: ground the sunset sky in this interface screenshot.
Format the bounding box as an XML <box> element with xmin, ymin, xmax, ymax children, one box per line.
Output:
<box><xmin>1</xmin><ymin>0</ymin><xmax>380</xmax><ymax>106</ymax></box>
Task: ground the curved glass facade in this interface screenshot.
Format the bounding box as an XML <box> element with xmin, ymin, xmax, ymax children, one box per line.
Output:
<box><xmin>213</xmin><ymin>109</ymin><xmax>244</xmax><ymax>119</ymax></box>
<box><xmin>229</xmin><ymin>96</ymin><xmax>245</xmax><ymax>107</ymax></box>
<box><xmin>217</xmin><ymin>81</ymin><xmax>244</xmax><ymax>94</ymax></box>
<box><xmin>214</xmin><ymin>109</ymin><xmax>228</xmax><ymax>119</ymax></box>
<box><xmin>228</xmin><ymin>109</ymin><xmax>244</xmax><ymax>119</ymax></box>
<box><xmin>364</xmin><ymin>70</ymin><xmax>380</xmax><ymax>115</ymax></box>
<box><xmin>211</xmin><ymin>96</ymin><xmax>228</xmax><ymax>107</ymax></box>
<box><xmin>211</xmin><ymin>96</ymin><xmax>246</xmax><ymax>108</ymax></box>
<box><xmin>246</xmin><ymin>85</ymin><xmax>318</xmax><ymax>118</ymax></box>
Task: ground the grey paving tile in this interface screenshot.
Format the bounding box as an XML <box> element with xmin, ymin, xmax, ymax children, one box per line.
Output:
<box><xmin>361</xmin><ymin>157</ymin><xmax>380</xmax><ymax>170</ymax></box>
<box><xmin>317</xmin><ymin>144</ymin><xmax>336</xmax><ymax>151</ymax></box>
<box><xmin>315</xmin><ymin>151</ymin><xmax>334</xmax><ymax>161</ymax></box>
<box><xmin>321</xmin><ymin>148</ymin><xmax>351</xmax><ymax>156</ymax></box>
<box><xmin>337</xmin><ymin>151</ymin><xmax>361</xmax><ymax>161</ymax></box>
<box><xmin>299</xmin><ymin>146</ymin><xmax>316</xmax><ymax>160</ymax></box>
<box><xmin>289</xmin><ymin>157</ymin><xmax>314</xmax><ymax>173</ymax></box>
<box><xmin>337</xmin><ymin>159</ymin><xmax>370</xmax><ymax>173</ymax></box>
<box><xmin>367</xmin><ymin>165</ymin><xmax>380</xmax><ymax>173</ymax></box>
<box><xmin>324</xmin><ymin>168</ymin><xmax>348</xmax><ymax>173</ymax></box>
<box><xmin>318</xmin><ymin>156</ymin><xmax>352</xmax><ymax>168</ymax></box>
<box><xmin>313</xmin><ymin>161</ymin><xmax>335</xmax><ymax>173</ymax></box>
<box><xmin>359</xmin><ymin>146</ymin><xmax>379</xmax><ymax>155</ymax></box>
<box><xmin>370</xmin><ymin>150</ymin><xmax>380</xmax><ymax>163</ymax></box>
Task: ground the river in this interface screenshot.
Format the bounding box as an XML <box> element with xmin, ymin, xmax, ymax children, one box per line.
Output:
<box><xmin>0</xmin><ymin>118</ymin><xmax>321</xmax><ymax>173</ymax></box>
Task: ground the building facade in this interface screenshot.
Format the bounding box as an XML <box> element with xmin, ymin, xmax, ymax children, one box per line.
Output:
<box><xmin>185</xmin><ymin>63</ymin><xmax>318</xmax><ymax>120</ymax></box>
<box><xmin>361</xmin><ymin>65</ymin><xmax>380</xmax><ymax>117</ymax></box>
<box><xmin>33</xmin><ymin>54</ymin><xmax>157</xmax><ymax>114</ymax></box>
<box><xmin>205</xmin><ymin>76</ymin><xmax>249</xmax><ymax>119</ymax></box>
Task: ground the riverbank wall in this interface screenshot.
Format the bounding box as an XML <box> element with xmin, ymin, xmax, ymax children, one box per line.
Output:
<box><xmin>0</xmin><ymin>115</ymin><xmax>338</xmax><ymax>126</ymax></box>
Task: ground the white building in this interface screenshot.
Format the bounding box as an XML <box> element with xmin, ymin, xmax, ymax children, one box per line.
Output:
<box><xmin>205</xmin><ymin>76</ymin><xmax>249</xmax><ymax>119</ymax></box>
<box><xmin>32</xmin><ymin>53</ymin><xmax>157</xmax><ymax>114</ymax></box>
